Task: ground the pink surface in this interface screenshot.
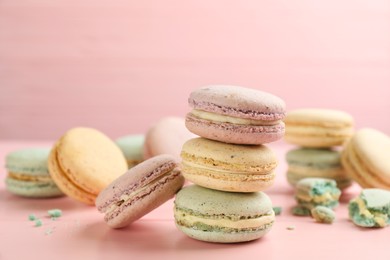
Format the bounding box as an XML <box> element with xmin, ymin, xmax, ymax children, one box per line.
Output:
<box><xmin>1</xmin><ymin>141</ymin><xmax>389</xmax><ymax>260</ymax></box>
<box><xmin>1</xmin><ymin>1</ymin><xmax>390</xmax><ymax>140</ymax></box>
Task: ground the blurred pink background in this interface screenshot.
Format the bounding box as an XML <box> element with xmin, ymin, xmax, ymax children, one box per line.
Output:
<box><xmin>0</xmin><ymin>0</ymin><xmax>389</xmax><ymax>140</ymax></box>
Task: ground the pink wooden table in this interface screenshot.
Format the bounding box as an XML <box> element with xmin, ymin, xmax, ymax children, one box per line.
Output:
<box><xmin>0</xmin><ymin>141</ymin><xmax>389</xmax><ymax>260</ymax></box>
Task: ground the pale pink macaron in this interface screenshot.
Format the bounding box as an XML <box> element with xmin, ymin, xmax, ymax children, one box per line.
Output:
<box><xmin>95</xmin><ymin>154</ymin><xmax>185</xmax><ymax>228</ymax></box>
<box><xmin>186</xmin><ymin>85</ymin><xmax>286</xmax><ymax>144</ymax></box>
<box><xmin>143</xmin><ymin>117</ymin><xmax>196</xmax><ymax>160</ymax></box>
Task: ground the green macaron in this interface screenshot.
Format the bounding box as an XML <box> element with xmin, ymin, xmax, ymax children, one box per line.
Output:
<box><xmin>174</xmin><ymin>185</ymin><xmax>275</xmax><ymax>243</ymax></box>
<box><xmin>286</xmin><ymin>148</ymin><xmax>352</xmax><ymax>189</ymax></box>
<box><xmin>5</xmin><ymin>148</ymin><xmax>63</xmax><ymax>198</ymax></box>
<box><xmin>115</xmin><ymin>135</ymin><xmax>144</xmax><ymax>168</ymax></box>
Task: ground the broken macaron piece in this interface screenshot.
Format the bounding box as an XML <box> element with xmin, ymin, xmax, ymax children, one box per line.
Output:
<box><xmin>349</xmin><ymin>188</ymin><xmax>390</xmax><ymax>228</ymax></box>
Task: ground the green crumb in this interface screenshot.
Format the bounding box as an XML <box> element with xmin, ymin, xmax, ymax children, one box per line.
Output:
<box><xmin>51</xmin><ymin>217</ymin><xmax>57</xmax><ymax>221</ymax></box>
<box><xmin>273</xmin><ymin>207</ymin><xmax>282</xmax><ymax>216</ymax></box>
<box><xmin>48</xmin><ymin>209</ymin><xmax>62</xmax><ymax>218</ymax></box>
<box><xmin>35</xmin><ymin>219</ymin><xmax>42</xmax><ymax>227</ymax></box>
<box><xmin>311</xmin><ymin>206</ymin><xmax>335</xmax><ymax>224</ymax></box>
<box><xmin>292</xmin><ymin>206</ymin><xmax>311</xmax><ymax>216</ymax></box>
<box><xmin>287</xmin><ymin>226</ymin><xmax>295</xmax><ymax>230</ymax></box>
<box><xmin>28</xmin><ymin>214</ymin><xmax>36</xmax><ymax>221</ymax></box>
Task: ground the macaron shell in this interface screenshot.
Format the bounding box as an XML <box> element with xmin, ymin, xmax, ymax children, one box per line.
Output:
<box><xmin>48</xmin><ymin>144</ymin><xmax>97</xmax><ymax>205</ymax></box>
<box><xmin>55</xmin><ymin>127</ymin><xmax>128</xmax><ymax>195</ymax></box>
<box><xmin>175</xmin><ymin>185</ymin><xmax>273</xmax><ymax>215</ymax></box>
<box><xmin>5</xmin><ymin>148</ymin><xmax>51</xmax><ymax>175</ymax></box>
<box><xmin>5</xmin><ymin>177</ymin><xmax>63</xmax><ymax>198</ymax></box>
<box><xmin>143</xmin><ymin>117</ymin><xmax>196</xmax><ymax>160</ymax></box>
<box><xmin>285</xmin><ymin>108</ymin><xmax>354</xmax><ymax>126</ymax></box>
<box><xmin>185</xmin><ymin>113</ymin><xmax>285</xmax><ymax>144</ymax></box>
<box><xmin>284</xmin><ymin>108</ymin><xmax>354</xmax><ymax>147</ymax></box>
<box><xmin>189</xmin><ymin>85</ymin><xmax>286</xmax><ymax>120</ymax></box>
<box><xmin>176</xmin><ymin>225</ymin><xmax>272</xmax><ymax>243</ymax></box>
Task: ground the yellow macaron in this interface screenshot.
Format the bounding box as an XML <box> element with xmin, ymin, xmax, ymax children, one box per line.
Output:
<box><xmin>342</xmin><ymin>128</ymin><xmax>390</xmax><ymax>189</ymax></box>
<box><xmin>48</xmin><ymin>127</ymin><xmax>128</xmax><ymax>205</ymax></box>
<box><xmin>181</xmin><ymin>137</ymin><xmax>277</xmax><ymax>192</ymax></box>
<box><xmin>284</xmin><ymin>108</ymin><xmax>354</xmax><ymax>148</ymax></box>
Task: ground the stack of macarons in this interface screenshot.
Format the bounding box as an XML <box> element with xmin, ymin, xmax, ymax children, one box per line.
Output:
<box><xmin>175</xmin><ymin>85</ymin><xmax>286</xmax><ymax>243</ymax></box>
<box><xmin>284</xmin><ymin>108</ymin><xmax>354</xmax><ymax>189</ymax></box>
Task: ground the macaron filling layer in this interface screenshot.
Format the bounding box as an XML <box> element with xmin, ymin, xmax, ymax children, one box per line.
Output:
<box><xmin>7</xmin><ymin>172</ymin><xmax>53</xmax><ymax>182</ymax></box>
<box><xmin>181</xmin><ymin>151</ymin><xmax>276</xmax><ymax>174</ymax></box>
<box><xmin>191</xmin><ymin>109</ymin><xmax>281</xmax><ymax>126</ymax></box>
<box><xmin>182</xmin><ymin>161</ymin><xmax>275</xmax><ymax>182</ymax></box>
<box><xmin>189</xmin><ymin>99</ymin><xmax>285</xmax><ymax>121</ymax></box>
<box><xmin>175</xmin><ymin>207</ymin><xmax>275</xmax><ymax>232</ymax></box>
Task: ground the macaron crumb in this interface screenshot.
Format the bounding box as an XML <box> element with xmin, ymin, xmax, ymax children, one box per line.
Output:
<box><xmin>273</xmin><ymin>206</ymin><xmax>282</xmax><ymax>216</ymax></box>
<box><xmin>34</xmin><ymin>219</ymin><xmax>43</xmax><ymax>227</ymax></box>
<box><xmin>287</xmin><ymin>226</ymin><xmax>295</xmax><ymax>230</ymax></box>
<box><xmin>45</xmin><ymin>228</ymin><xmax>54</xmax><ymax>236</ymax></box>
<box><xmin>311</xmin><ymin>206</ymin><xmax>335</xmax><ymax>224</ymax></box>
<box><xmin>28</xmin><ymin>214</ymin><xmax>36</xmax><ymax>221</ymax></box>
<box><xmin>48</xmin><ymin>209</ymin><xmax>62</xmax><ymax>218</ymax></box>
<box><xmin>292</xmin><ymin>206</ymin><xmax>311</xmax><ymax>216</ymax></box>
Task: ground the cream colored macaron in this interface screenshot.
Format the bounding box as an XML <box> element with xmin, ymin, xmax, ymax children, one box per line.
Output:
<box><xmin>284</xmin><ymin>108</ymin><xmax>354</xmax><ymax>148</ymax></box>
<box><xmin>180</xmin><ymin>137</ymin><xmax>277</xmax><ymax>192</ymax></box>
<box><xmin>48</xmin><ymin>127</ymin><xmax>128</xmax><ymax>205</ymax></box>
<box><xmin>341</xmin><ymin>128</ymin><xmax>390</xmax><ymax>189</ymax></box>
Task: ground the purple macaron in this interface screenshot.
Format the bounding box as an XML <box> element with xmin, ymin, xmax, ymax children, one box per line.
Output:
<box><xmin>95</xmin><ymin>154</ymin><xmax>185</xmax><ymax>228</ymax></box>
<box><xmin>186</xmin><ymin>85</ymin><xmax>286</xmax><ymax>144</ymax></box>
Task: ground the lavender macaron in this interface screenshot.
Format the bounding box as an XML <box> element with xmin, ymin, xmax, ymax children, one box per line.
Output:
<box><xmin>186</xmin><ymin>85</ymin><xmax>286</xmax><ymax>144</ymax></box>
<box><xmin>95</xmin><ymin>154</ymin><xmax>185</xmax><ymax>228</ymax></box>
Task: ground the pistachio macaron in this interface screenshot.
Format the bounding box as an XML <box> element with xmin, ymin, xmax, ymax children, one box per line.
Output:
<box><xmin>115</xmin><ymin>134</ymin><xmax>145</xmax><ymax>168</ymax></box>
<box><xmin>286</xmin><ymin>148</ymin><xmax>352</xmax><ymax>189</ymax></box>
<box><xmin>174</xmin><ymin>185</ymin><xmax>275</xmax><ymax>243</ymax></box>
<box><xmin>5</xmin><ymin>148</ymin><xmax>63</xmax><ymax>198</ymax></box>
<box><xmin>48</xmin><ymin>127</ymin><xmax>128</xmax><ymax>205</ymax></box>
<box><xmin>181</xmin><ymin>137</ymin><xmax>278</xmax><ymax>192</ymax></box>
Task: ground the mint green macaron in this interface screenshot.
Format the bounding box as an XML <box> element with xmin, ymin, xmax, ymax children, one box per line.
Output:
<box><xmin>174</xmin><ymin>185</ymin><xmax>275</xmax><ymax>243</ymax></box>
<box><xmin>286</xmin><ymin>148</ymin><xmax>352</xmax><ymax>189</ymax></box>
<box><xmin>115</xmin><ymin>135</ymin><xmax>144</xmax><ymax>168</ymax></box>
<box><xmin>5</xmin><ymin>148</ymin><xmax>63</xmax><ymax>198</ymax></box>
